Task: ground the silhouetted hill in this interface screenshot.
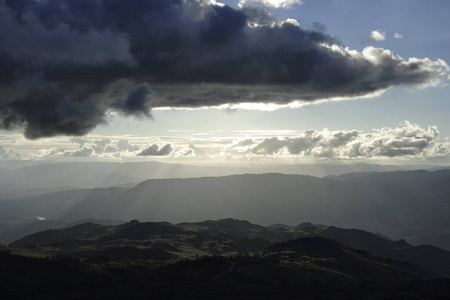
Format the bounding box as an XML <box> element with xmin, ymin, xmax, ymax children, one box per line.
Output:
<box><xmin>11</xmin><ymin>219</ymin><xmax>297</xmax><ymax>259</ymax></box>
<box><xmin>0</xmin><ymin>251</ymin><xmax>103</xmax><ymax>299</ymax></box>
<box><xmin>112</xmin><ymin>220</ymin><xmax>185</xmax><ymax>240</ymax></box>
<box><xmin>64</xmin><ymin>219</ymin><xmax>125</xmax><ymax>228</ymax></box>
<box><xmin>319</xmin><ymin>226</ymin><xmax>450</xmax><ymax>277</ymax></box>
<box><xmin>0</xmin><ymin>218</ymin><xmax>124</xmax><ymax>245</ymax></box>
<box><xmin>0</xmin><ymin>220</ymin><xmax>65</xmax><ymax>244</ymax></box>
<box><xmin>267</xmin><ymin>237</ymin><xmax>433</xmax><ymax>282</ymax></box>
<box><xmin>3</xmin><ymin>236</ymin><xmax>450</xmax><ymax>299</ymax></box>
<box><xmin>11</xmin><ymin>218</ymin><xmax>450</xmax><ymax>276</ymax></box>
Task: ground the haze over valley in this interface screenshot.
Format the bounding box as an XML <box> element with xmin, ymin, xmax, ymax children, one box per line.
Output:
<box><xmin>1</xmin><ymin>164</ymin><xmax>450</xmax><ymax>250</ymax></box>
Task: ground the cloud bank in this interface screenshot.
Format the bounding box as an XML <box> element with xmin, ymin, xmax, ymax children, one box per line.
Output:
<box><xmin>11</xmin><ymin>122</ymin><xmax>447</xmax><ymax>162</ymax></box>
<box><xmin>241</xmin><ymin>122</ymin><xmax>444</xmax><ymax>159</ymax></box>
<box><xmin>0</xmin><ymin>0</ymin><xmax>448</xmax><ymax>138</ymax></box>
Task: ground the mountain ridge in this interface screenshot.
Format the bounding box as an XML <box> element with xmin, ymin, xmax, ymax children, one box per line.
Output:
<box><xmin>1</xmin><ymin>160</ymin><xmax>447</xmax><ymax>198</ymax></box>
<box><xmin>10</xmin><ymin>218</ymin><xmax>450</xmax><ymax>277</ymax></box>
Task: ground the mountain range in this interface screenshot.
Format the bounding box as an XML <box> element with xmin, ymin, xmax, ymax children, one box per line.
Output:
<box><xmin>2</xmin><ymin>169</ymin><xmax>450</xmax><ymax>250</ymax></box>
<box><xmin>0</xmin><ymin>160</ymin><xmax>446</xmax><ymax>198</ymax></box>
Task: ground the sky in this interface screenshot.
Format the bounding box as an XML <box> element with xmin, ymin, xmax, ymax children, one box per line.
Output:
<box><xmin>0</xmin><ymin>0</ymin><xmax>449</xmax><ymax>165</ymax></box>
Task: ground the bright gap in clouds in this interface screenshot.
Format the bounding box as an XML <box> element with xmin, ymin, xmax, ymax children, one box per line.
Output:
<box><xmin>1</xmin><ymin>122</ymin><xmax>448</xmax><ymax>165</ymax></box>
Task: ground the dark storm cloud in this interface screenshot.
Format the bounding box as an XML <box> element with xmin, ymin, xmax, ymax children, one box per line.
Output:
<box><xmin>138</xmin><ymin>144</ymin><xmax>173</xmax><ymax>156</ymax></box>
<box><xmin>0</xmin><ymin>0</ymin><xmax>446</xmax><ymax>138</ymax></box>
<box><xmin>112</xmin><ymin>84</ymin><xmax>153</xmax><ymax>117</ymax></box>
<box><xmin>312</xmin><ymin>22</ymin><xmax>326</xmax><ymax>33</ymax></box>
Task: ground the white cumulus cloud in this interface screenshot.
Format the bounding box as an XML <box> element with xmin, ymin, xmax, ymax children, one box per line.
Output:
<box><xmin>371</xmin><ymin>30</ymin><xmax>386</xmax><ymax>41</ymax></box>
<box><xmin>230</xmin><ymin>122</ymin><xmax>447</xmax><ymax>159</ymax></box>
<box><xmin>0</xmin><ymin>144</ymin><xmax>21</xmax><ymax>160</ymax></box>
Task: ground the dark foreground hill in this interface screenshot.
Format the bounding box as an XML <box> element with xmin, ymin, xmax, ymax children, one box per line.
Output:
<box><xmin>2</xmin><ymin>169</ymin><xmax>450</xmax><ymax>249</ymax></box>
<box><xmin>10</xmin><ymin>218</ymin><xmax>450</xmax><ymax>277</ymax></box>
<box><xmin>2</xmin><ymin>237</ymin><xmax>450</xmax><ymax>299</ymax></box>
<box><xmin>0</xmin><ymin>218</ymin><xmax>124</xmax><ymax>245</ymax></box>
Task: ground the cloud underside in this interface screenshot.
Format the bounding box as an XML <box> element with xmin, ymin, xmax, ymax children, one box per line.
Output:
<box><xmin>138</xmin><ymin>144</ymin><xmax>173</xmax><ymax>156</ymax></box>
<box><xmin>20</xmin><ymin>122</ymin><xmax>448</xmax><ymax>160</ymax></box>
<box><xmin>0</xmin><ymin>0</ymin><xmax>448</xmax><ymax>138</ymax></box>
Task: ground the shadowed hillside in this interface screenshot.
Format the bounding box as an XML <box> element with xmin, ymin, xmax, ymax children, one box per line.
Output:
<box><xmin>2</xmin><ymin>169</ymin><xmax>450</xmax><ymax>249</ymax></box>
<box><xmin>3</xmin><ymin>228</ymin><xmax>450</xmax><ymax>299</ymax></box>
<box><xmin>10</xmin><ymin>218</ymin><xmax>450</xmax><ymax>277</ymax></box>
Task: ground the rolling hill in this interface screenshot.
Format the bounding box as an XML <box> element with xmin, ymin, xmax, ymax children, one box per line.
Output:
<box><xmin>10</xmin><ymin>218</ymin><xmax>450</xmax><ymax>277</ymax></box>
